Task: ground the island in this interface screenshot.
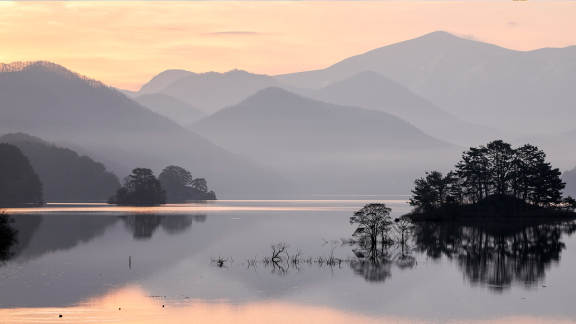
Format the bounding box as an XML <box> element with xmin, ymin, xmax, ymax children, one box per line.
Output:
<box><xmin>407</xmin><ymin>140</ymin><xmax>576</xmax><ymax>221</ymax></box>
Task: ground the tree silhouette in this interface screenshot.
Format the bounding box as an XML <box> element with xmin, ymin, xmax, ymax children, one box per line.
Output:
<box><xmin>158</xmin><ymin>165</ymin><xmax>216</xmax><ymax>202</ymax></box>
<box><xmin>109</xmin><ymin>168</ymin><xmax>165</xmax><ymax>205</ymax></box>
<box><xmin>350</xmin><ymin>203</ymin><xmax>393</xmax><ymax>258</ymax></box>
<box><xmin>410</xmin><ymin>140</ymin><xmax>568</xmax><ymax>215</ymax></box>
<box><xmin>0</xmin><ymin>144</ymin><xmax>43</xmax><ymax>206</ymax></box>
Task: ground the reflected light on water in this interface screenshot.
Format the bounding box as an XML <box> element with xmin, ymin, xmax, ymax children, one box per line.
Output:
<box><xmin>1</xmin><ymin>286</ymin><xmax>575</xmax><ymax>324</ymax></box>
<box><xmin>3</xmin><ymin>200</ymin><xmax>409</xmax><ymax>214</ymax></box>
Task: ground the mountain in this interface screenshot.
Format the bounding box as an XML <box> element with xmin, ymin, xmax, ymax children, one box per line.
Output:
<box><xmin>0</xmin><ymin>133</ymin><xmax>121</xmax><ymax>202</ymax></box>
<box><xmin>194</xmin><ymin>87</ymin><xmax>457</xmax><ymax>194</ymax></box>
<box><xmin>134</xmin><ymin>93</ymin><xmax>205</xmax><ymax>126</ymax></box>
<box><xmin>0</xmin><ymin>61</ymin><xmax>286</xmax><ymax>198</ymax></box>
<box><xmin>564</xmin><ymin>167</ymin><xmax>576</xmax><ymax>197</ymax></box>
<box><xmin>278</xmin><ymin>31</ymin><xmax>576</xmax><ymax>134</ymax></box>
<box><xmin>138</xmin><ymin>69</ymin><xmax>277</xmax><ymax>113</ymax></box>
<box><xmin>299</xmin><ymin>71</ymin><xmax>496</xmax><ymax>145</ymax></box>
<box><xmin>138</xmin><ymin>69</ymin><xmax>193</xmax><ymax>94</ymax></box>
<box><xmin>0</xmin><ymin>143</ymin><xmax>43</xmax><ymax>206</ymax></box>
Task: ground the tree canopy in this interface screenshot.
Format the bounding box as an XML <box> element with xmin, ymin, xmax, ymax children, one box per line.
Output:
<box><xmin>410</xmin><ymin>140</ymin><xmax>571</xmax><ymax>215</ymax></box>
<box><xmin>109</xmin><ymin>168</ymin><xmax>166</xmax><ymax>206</ymax></box>
<box><xmin>158</xmin><ymin>165</ymin><xmax>216</xmax><ymax>202</ymax></box>
<box><xmin>350</xmin><ymin>203</ymin><xmax>393</xmax><ymax>256</ymax></box>
<box><xmin>0</xmin><ymin>144</ymin><xmax>43</xmax><ymax>206</ymax></box>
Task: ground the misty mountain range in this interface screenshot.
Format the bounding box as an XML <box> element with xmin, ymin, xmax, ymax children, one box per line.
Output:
<box><xmin>2</xmin><ymin>31</ymin><xmax>576</xmax><ymax>198</ymax></box>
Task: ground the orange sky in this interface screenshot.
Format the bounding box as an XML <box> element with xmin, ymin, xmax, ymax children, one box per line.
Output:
<box><xmin>1</xmin><ymin>1</ymin><xmax>575</xmax><ymax>90</ymax></box>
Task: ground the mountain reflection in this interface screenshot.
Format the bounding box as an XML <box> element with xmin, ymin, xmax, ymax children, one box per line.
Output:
<box><xmin>412</xmin><ymin>220</ymin><xmax>576</xmax><ymax>291</ymax></box>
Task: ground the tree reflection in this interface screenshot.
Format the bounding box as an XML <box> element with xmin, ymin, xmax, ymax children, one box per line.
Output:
<box><xmin>121</xmin><ymin>214</ymin><xmax>206</xmax><ymax>240</ymax></box>
<box><xmin>0</xmin><ymin>211</ymin><xmax>17</xmax><ymax>261</ymax></box>
<box><xmin>412</xmin><ymin>220</ymin><xmax>576</xmax><ymax>291</ymax></box>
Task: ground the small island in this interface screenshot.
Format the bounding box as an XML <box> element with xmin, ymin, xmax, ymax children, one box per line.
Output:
<box><xmin>407</xmin><ymin>140</ymin><xmax>576</xmax><ymax>221</ymax></box>
<box><xmin>108</xmin><ymin>165</ymin><xmax>216</xmax><ymax>206</ymax></box>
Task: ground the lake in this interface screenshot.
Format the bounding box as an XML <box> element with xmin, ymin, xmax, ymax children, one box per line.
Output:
<box><xmin>0</xmin><ymin>200</ymin><xmax>575</xmax><ymax>323</ymax></box>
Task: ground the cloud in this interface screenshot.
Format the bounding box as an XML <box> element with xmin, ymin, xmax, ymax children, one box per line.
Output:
<box><xmin>205</xmin><ymin>31</ymin><xmax>264</xmax><ymax>36</ymax></box>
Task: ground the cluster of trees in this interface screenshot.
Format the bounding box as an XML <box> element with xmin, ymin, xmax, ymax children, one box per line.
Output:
<box><xmin>350</xmin><ymin>203</ymin><xmax>412</xmax><ymax>259</ymax></box>
<box><xmin>0</xmin><ymin>143</ymin><xmax>43</xmax><ymax>206</ymax></box>
<box><xmin>109</xmin><ymin>165</ymin><xmax>216</xmax><ymax>205</ymax></box>
<box><xmin>158</xmin><ymin>166</ymin><xmax>216</xmax><ymax>202</ymax></box>
<box><xmin>410</xmin><ymin>140</ymin><xmax>576</xmax><ymax>213</ymax></box>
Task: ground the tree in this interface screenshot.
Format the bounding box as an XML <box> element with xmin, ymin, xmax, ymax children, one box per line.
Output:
<box><xmin>109</xmin><ymin>168</ymin><xmax>165</xmax><ymax>205</ymax></box>
<box><xmin>561</xmin><ymin>196</ymin><xmax>576</xmax><ymax>211</ymax></box>
<box><xmin>530</xmin><ymin>162</ymin><xmax>564</xmax><ymax>207</ymax></box>
<box><xmin>456</xmin><ymin>146</ymin><xmax>490</xmax><ymax>203</ymax></box>
<box><xmin>350</xmin><ymin>204</ymin><xmax>392</xmax><ymax>255</ymax></box>
<box><xmin>410</xmin><ymin>140</ymin><xmax>568</xmax><ymax>214</ymax></box>
<box><xmin>410</xmin><ymin>171</ymin><xmax>459</xmax><ymax>212</ymax></box>
<box><xmin>159</xmin><ymin>165</ymin><xmax>193</xmax><ymax>202</ymax></box>
<box><xmin>0</xmin><ymin>144</ymin><xmax>43</xmax><ymax>206</ymax></box>
<box><xmin>158</xmin><ymin>166</ymin><xmax>217</xmax><ymax>202</ymax></box>
<box><xmin>485</xmin><ymin>140</ymin><xmax>515</xmax><ymax>196</ymax></box>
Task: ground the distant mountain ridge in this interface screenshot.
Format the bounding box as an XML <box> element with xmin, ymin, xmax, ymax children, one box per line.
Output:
<box><xmin>277</xmin><ymin>31</ymin><xmax>576</xmax><ymax>134</ymax></box>
<box><xmin>298</xmin><ymin>71</ymin><xmax>497</xmax><ymax>145</ymax></box>
<box><xmin>194</xmin><ymin>87</ymin><xmax>457</xmax><ymax>194</ymax></box>
<box><xmin>564</xmin><ymin>167</ymin><xmax>576</xmax><ymax>197</ymax></box>
<box><xmin>0</xmin><ymin>61</ymin><xmax>287</xmax><ymax>198</ymax></box>
<box><xmin>134</xmin><ymin>93</ymin><xmax>206</xmax><ymax>126</ymax></box>
<box><xmin>137</xmin><ymin>69</ymin><xmax>277</xmax><ymax>113</ymax></box>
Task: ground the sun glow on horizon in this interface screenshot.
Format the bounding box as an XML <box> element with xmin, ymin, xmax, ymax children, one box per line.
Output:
<box><xmin>1</xmin><ymin>1</ymin><xmax>575</xmax><ymax>90</ymax></box>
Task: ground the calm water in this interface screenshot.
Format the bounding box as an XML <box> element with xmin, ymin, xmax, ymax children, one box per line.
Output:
<box><xmin>0</xmin><ymin>200</ymin><xmax>575</xmax><ymax>324</ymax></box>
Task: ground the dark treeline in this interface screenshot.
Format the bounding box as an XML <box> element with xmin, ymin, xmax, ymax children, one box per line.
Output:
<box><xmin>158</xmin><ymin>166</ymin><xmax>216</xmax><ymax>202</ymax></box>
<box><xmin>0</xmin><ymin>143</ymin><xmax>43</xmax><ymax>206</ymax></box>
<box><xmin>1</xmin><ymin>133</ymin><xmax>120</xmax><ymax>202</ymax></box>
<box><xmin>410</xmin><ymin>140</ymin><xmax>576</xmax><ymax>217</ymax></box>
<box><xmin>109</xmin><ymin>165</ymin><xmax>216</xmax><ymax>206</ymax></box>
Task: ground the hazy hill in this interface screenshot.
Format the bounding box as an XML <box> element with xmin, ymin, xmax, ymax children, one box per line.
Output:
<box><xmin>139</xmin><ymin>69</ymin><xmax>277</xmax><ymax>113</ymax></box>
<box><xmin>564</xmin><ymin>167</ymin><xmax>576</xmax><ymax>197</ymax></box>
<box><xmin>300</xmin><ymin>71</ymin><xmax>496</xmax><ymax>145</ymax></box>
<box><xmin>138</xmin><ymin>69</ymin><xmax>193</xmax><ymax>94</ymax></box>
<box><xmin>0</xmin><ymin>133</ymin><xmax>121</xmax><ymax>202</ymax></box>
<box><xmin>134</xmin><ymin>93</ymin><xmax>205</xmax><ymax>126</ymax></box>
<box><xmin>0</xmin><ymin>61</ymin><xmax>286</xmax><ymax>198</ymax></box>
<box><xmin>278</xmin><ymin>31</ymin><xmax>576</xmax><ymax>134</ymax></box>
<box><xmin>194</xmin><ymin>87</ymin><xmax>457</xmax><ymax>194</ymax></box>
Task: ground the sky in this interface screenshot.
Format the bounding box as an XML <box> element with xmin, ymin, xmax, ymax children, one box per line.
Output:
<box><xmin>1</xmin><ymin>1</ymin><xmax>575</xmax><ymax>90</ymax></box>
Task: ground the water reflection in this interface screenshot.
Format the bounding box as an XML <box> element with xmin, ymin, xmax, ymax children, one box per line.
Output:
<box><xmin>412</xmin><ymin>220</ymin><xmax>576</xmax><ymax>291</ymax></box>
<box><xmin>1</xmin><ymin>202</ymin><xmax>576</xmax><ymax>322</ymax></box>
<box><xmin>0</xmin><ymin>212</ymin><xmax>17</xmax><ymax>261</ymax></box>
<box><xmin>121</xmin><ymin>214</ymin><xmax>205</xmax><ymax>240</ymax></box>
<box><xmin>1</xmin><ymin>286</ymin><xmax>575</xmax><ymax>324</ymax></box>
